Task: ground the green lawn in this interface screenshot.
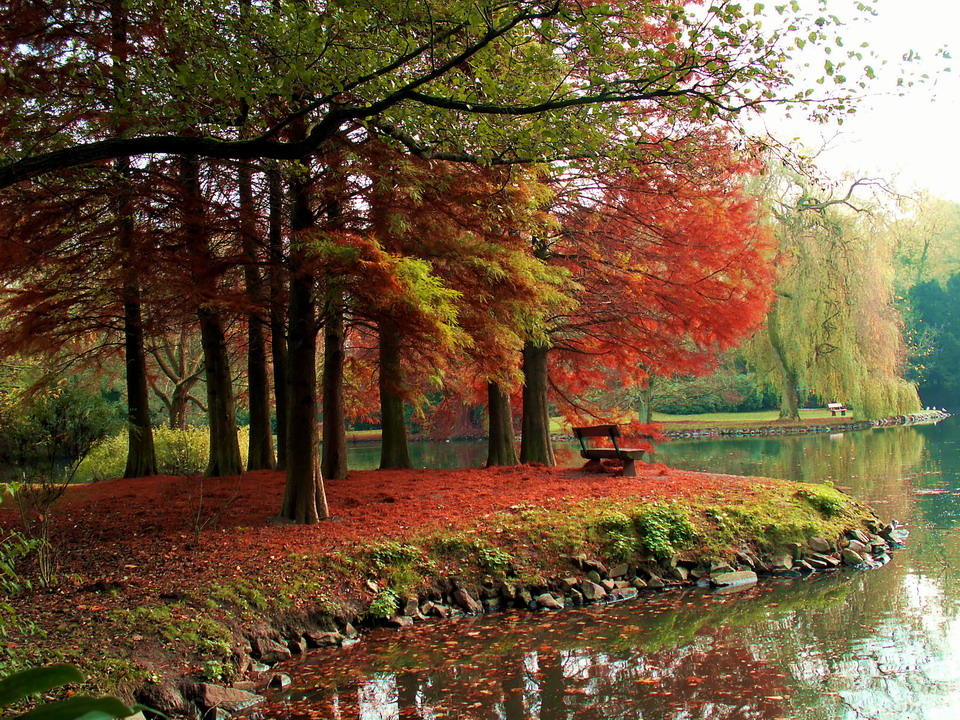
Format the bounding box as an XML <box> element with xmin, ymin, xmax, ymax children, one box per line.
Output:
<box><xmin>652</xmin><ymin>408</ymin><xmax>845</xmax><ymax>424</ymax></box>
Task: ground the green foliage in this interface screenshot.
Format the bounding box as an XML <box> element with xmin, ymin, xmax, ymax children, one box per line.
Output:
<box><xmin>111</xmin><ymin>605</ymin><xmax>232</xmax><ymax>661</ymax></box>
<box><xmin>650</xmin><ymin>368</ymin><xmax>778</xmax><ymax>415</ymax></box>
<box><xmin>593</xmin><ymin>507</ymin><xmax>697</xmax><ymax>563</ymax></box>
<box><xmin>0</xmin><ymin>367</ymin><xmax>120</xmax><ymax>472</ymax></box>
<box><xmin>796</xmin><ymin>485</ymin><xmax>849</xmax><ymax>518</ymax></box>
<box><xmin>78</xmin><ymin>426</ymin><xmax>250</xmax><ymax>480</ymax></box>
<box><xmin>368</xmin><ymin>541</ymin><xmax>422</xmax><ymax>570</ymax></box>
<box><xmin>0</xmin><ymin>663</ymin><xmax>142</xmax><ymax>720</ymax></box>
<box><xmin>368</xmin><ymin>588</ymin><xmax>401</xmax><ymax>619</ymax></box>
<box><xmin>904</xmin><ymin>275</ymin><xmax>960</xmax><ymax>408</ymax></box>
<box><xmin>745</xmin><ymin>168</ymin><xmax>922</xmax><ymax>420</ymax></box>
<box><xmin>632</xmin><ymin>505</ymin><xmax>697</xmax><ymax>561</ymax></box>
<box><xmin>430</xmin><ymin>533</ymin><xmax>514</xmax><ymax>577</ymax></box>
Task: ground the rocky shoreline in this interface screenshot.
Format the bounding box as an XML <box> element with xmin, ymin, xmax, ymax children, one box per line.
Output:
<box><xmin>150</xmin><ymin>518</ymin><xmax>906</xmax><ymax>719</ymax></box>
<box><xmin>659</xmin><ymin>410</ymin><xmax>950</xmax><ymax>441</ymax></box>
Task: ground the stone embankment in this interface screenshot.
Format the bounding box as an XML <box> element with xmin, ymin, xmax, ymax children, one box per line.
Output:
<box><xmin>662</xmin><ymin>410</ymin><xmax>951</xmax><ymax>441</ymax></box>
<box><xmin>156</xmin><ymin>520</ymin><xmax>906</xmax><ymax>719</ymax></box>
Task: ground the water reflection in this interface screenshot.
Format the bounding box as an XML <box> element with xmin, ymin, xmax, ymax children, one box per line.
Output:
<box><xmin>269</xmin><ymin>420</ymin><xmax>960</xmax><ymax>720</ymax></box>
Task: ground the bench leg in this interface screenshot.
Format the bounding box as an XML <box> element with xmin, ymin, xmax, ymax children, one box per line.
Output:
<box><xmin>621</xmin><ymin>458</ymin><xmax>637</xmax><ymax>477</ymax></box>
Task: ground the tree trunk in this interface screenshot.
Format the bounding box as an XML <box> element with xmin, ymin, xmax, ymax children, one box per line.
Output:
<box><xmin>520</xmin><ymin>342</ymin><xmax>555</xmax><ymax>465</ymax></box>
<box><xmin>170</xmin><ymin>383</ymin><xmax>190</xmax><ymax>430</ymax></box>
<box><xmin>767</xmin><ymin>302</ymin><xmax>801</xmax><ymax>420</ymax></box>
<box><xmin>636</xmin><ymin>375</ymin><xmax>655</xmax><ymax>424</ymax></box>
<box><xmin>122</xmin><ymin>291</ymin><xmax>157</xmax><ymax>478</ymax></box>
<box><xmin>180</xmin><ymin>155</ymin><xmax>242</xmax><ymax>477</ymax></box>
<box><xmin>239</xmin><ymin>161</ymin><xmax>276</xmax><ymax>470</ymax></box>
<box><xmin>378</xmin><ymin>320</ymin><xmax>412</xmax><ymax>470</ymax></box>
<box><xmin>280</xmin><ymin>172</ymin><xmax>328</xmax><ymax>523</ymax></box>
<box><xmin>112</xmin><ymin>1</ymin><xmax>156</xmax><ymax>478</ymax></box>
<box><xmin>321</xmin><ymin>287</ymin><xmax>348</xmax><ymax>480</ymax></box>
<box><xmin>268</xmin><ymin>165</ymin><xmax>289</xmax><ymax>470</ymax></box>
<box><xmin>198</xmin><ymin>307</ymin><xmax>244</xmax><ymax>477</ymax></box>
<box><xmin>486</xmin><ymin>381</ymin><xmax>518</xmax><ymax>466</ymax></box>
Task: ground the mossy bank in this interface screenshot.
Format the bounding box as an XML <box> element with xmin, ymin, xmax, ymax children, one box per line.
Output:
<box><xmin>1</xmin><ymin>470</ymin><xmax>900</xmax><ymax>718</ymax></box>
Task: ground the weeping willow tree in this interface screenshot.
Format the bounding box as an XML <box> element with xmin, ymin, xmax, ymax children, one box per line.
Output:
<box><xmin>745</xmin><ymin>170</ymin><xmax>921</xmax><ymax>420</ymax></box>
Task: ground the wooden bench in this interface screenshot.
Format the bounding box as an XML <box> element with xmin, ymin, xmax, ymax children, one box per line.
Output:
<box><xmin>572</xmin><ymin>424</ymin><xmax>647</xmax><ymax>477</ymax></box>
<box><xmin>827</xmin><ymin>402</ymin><xmax>849</xmax><ymax>417</ymax></box>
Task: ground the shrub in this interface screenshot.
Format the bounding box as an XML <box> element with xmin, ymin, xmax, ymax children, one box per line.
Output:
<box><xmin>633</xmin><ymin>505</ymin><xmax>697</xmax><ymax>561</ymax></box>
<box><xmin>78</xmin><ymin>426</ymin><xmax>251</xmax><ymax>480</ymax></box>
<box><xmin>796</xmin><ymin>485</ymin><xmax>848</xmax><ymax>518</ymax></box>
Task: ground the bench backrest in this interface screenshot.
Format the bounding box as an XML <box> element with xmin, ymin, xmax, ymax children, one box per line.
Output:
<box><xmin>573</xmin><ymin>424</ymin><xmax>621</xmax><ymax>439</ymax></box>
<box><xmin>827</xmin><ymin>402</ymin><xmax>845</xmax><ymax>410</ymax></box>
<box><xmin>572</xmin><ymin>424</ymin><xmax>622</xmax><ymax>456</ymax></box>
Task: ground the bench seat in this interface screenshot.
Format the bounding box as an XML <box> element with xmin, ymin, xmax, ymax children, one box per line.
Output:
<box><xmin>572</xmin><ymin>424</ymin><xmax>648</xmax><ymax>477</ymax></box>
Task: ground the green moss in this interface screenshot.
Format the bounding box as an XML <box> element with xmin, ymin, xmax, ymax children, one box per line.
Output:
<box><xmin>796</xmin><ymin>485</ymin><xmax>850</xmax><ymax>518</ymax></box>
<box><xmin>110</xmin><ymin>604</ymin><xmax>233</xmax><ymax>661</ymax></box>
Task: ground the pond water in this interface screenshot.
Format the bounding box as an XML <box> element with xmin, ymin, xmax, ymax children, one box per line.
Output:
<box><xmin>264</xmin><ymin>420</ymin><xmax>960</xmax><ymax>720</ymax></box>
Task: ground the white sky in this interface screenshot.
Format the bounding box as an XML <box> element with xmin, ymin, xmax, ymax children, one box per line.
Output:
<box><xmin>753</xmin><ymin>0</ymin><xmax>960</xmax><ymax>203</ymax></box>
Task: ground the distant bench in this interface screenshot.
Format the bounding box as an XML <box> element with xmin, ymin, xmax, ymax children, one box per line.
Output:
<box><xmin>827</xmin><ymin>402</ymin><xmax>849</xmax><ymax>417</ymax></box>
<box><xmin>572</xmin><ymin>424</ymin><xmax>649</xmax><ymax>477</ymax></box>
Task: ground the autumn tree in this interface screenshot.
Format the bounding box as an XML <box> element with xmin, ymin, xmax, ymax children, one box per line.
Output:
<box><xmin>518</xmin><ymin>134</ymin><xmax>776</xmax><ymax>464</ymax></box>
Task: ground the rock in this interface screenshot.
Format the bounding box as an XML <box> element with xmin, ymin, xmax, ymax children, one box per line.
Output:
<box><xmin>613</xmin><ymin>587</ymin><xmax>638</xmax><ymax>601</ymax></box>
<box><xmin>631</xmin><ymin>577</ymin><xmax>648</xmax><ymax>589</ymax></box>
<box><xmin>841</xmin><ymin>548</ymin><xmax>865</xmax><ymax>566</ymax></box>
<box><xmin>268</xmin><ymin>674</ymin><xmax>292</xmax><ymax>690</ymax></box>
<box><xmin>586</xmin><ymin>570</ymin><xmax>603</xmax><ymax>584</ymax></box>
<box><xmin>607</xmin><ymin>563</ymin><xmax>629</xmax><ymax>578</ymax></box>
<box><xmin>518</xmin><ymin>589</ymin><xmax>535</xmax><ymax>608</ymax></box>
<box><xmin>196</xmin><ymin>685</ymin><xmax>265</xmax><ymax>713</ymax></box>
<box><xmin>231</xmin><ymin>682</ymin><xmax>256</xmax><ymax>693</ymax></box>
<box><xmin>601</xmin><ymin>579</ymin><xmax>616</xmax><ymax>591</ymax></box>
<box><xmin>365</xmin><ymin>578</ymin><xmax>380</xmax><ymax>593</ymax></box>
<box><xmin>579</xmin><ymin>580</ymin><xmax>608</xmax><ymax>601</ymax></box>
<box><xmin>809</xmin><ymin>553</ymin><xmax>840</xmax><ymax>568</ymax></box>
<box><xmin>386</xmin><ymin>615</ymin><xmax>414</xmax><ymax>628</ymax></box>
<box><xmin>250</xmin><ymin>637</ymin><xmax>291</xmax><ymax>665</ymax></box>
<box><xmin>428</xmin><ymin>603</ymin><xmax>453</xmax><ymax>618</ymax></box>
<box><xmin>614</xmin><ymin>580</ymin><xmax>631</xmax><ymax>589</ymax></box>
<box><xmin>500</xmin><ymin>583</ymin><xmax>518</xmax><ymax>600</ymax></box>
<box><xmin>647</xmin><ymin>576</ymin><xmax>665</xmax><ymax>589</ymax></box>
<box><xmin>343</xmin><ymin>621</ymin><xmax>359</xmax><ymax>639</ymax></box>
<box><xmin>561</xmin><ymin>577</ymin><xmax>580</xmax><ymax>590</ymax></box>
<box><xmin>482</xmin><ymin>598</ymin><xmax>501</xmax><ymax>613</ymax></box>
<box><xmin>535</xmin><ymin>593</ymin><xmax>564</xmax><ymax>609</ymax></box>
<box><xmin>402</xmin><ymin>596</ymin><xmax>421</xmax><ymax>617</ymax></box>
<box><xmin>808</xmin><ymin>536</ymin><xmax>834</xmax><ymax>554</ymax></box>
<box><xmin>847</xmin><ymin>528</ymin><xmax>871</xmax><ymax>544</ymax></box>
<box><xmin>710</xmin><ymin>571</ymin><xmax>758</xmax><ymax>589</ymax></box>
<box><xmin>711</xmin><ymin>561</ymin><xmax>735</xmax><ymax>574</ymax></box>
<box><xmin>770</xmin><ymin>554</ymin><xmax>793</xmax><ymax>571</ymax></box>
<box><xmin>250</xmin><ymin>661</ymin><xmax>270</xmax><ymax>673</ymax></box>
<box><xmin>287</xmin><ymin>636</ymin><xmax>307</xmax><ymax>655</ymax></box>
<box><xmin>582</xmin><ymin>558</ymin><xmax>608</xmax><ymax>576</ymax></box>
<box><xmin>137</xmin><ymin>682</ymin><xmax>190</xmax><ymax>716</ymax></box>
<box><xmin>796</xmin><ymin>559</ymin><xmax>815</xmax><ymax>572</ymax></box>
<box><xmin>667</xmin><ymin>565</ymin><xmax>689</xmax><ymax>582</ymax></box>
<box><xmin>785</xmin><ymin>542</ymin><xmax>804</xmax><ymax>560</ymax></box>
<box><xmin>453</xmin><ymin>588</ymin><xmax>483</xmax><ymax>614</ymax></box>
<box><xmin>846</xmin><ymin>539</ymin><xmax>868</xmax><ymax>555</ymax></box>
<box><xmin>569</xmin><ymin>588</ymin><xmax>584</xmax><ymax>605</ymax></box>
<box><xmin>304</xmin><ymin>631</ymin><xmax>342</xmax><ymax>647</ymax></box>
<box><xmin>735</xmin><ymin>552</ymin><xmax>758</xmax><ymax>570</ymax></box>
